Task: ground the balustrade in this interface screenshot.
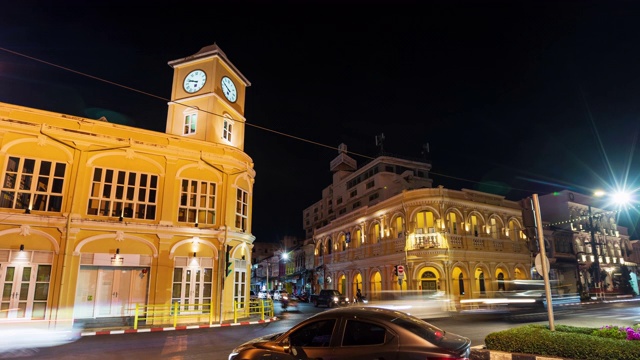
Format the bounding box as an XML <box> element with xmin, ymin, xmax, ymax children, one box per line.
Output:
<box><xmin>472</xmin><ymin>238</ymin><xmax>484</xmax><ymax>248</ymax></box>
<box><xmin>414</xmin><ymin>233</ymin><xmax>440</xmax><ymax>248</ymax></box>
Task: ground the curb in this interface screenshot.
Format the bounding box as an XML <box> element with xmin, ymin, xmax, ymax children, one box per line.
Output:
<box><xmin>471</xmin><ymin>347</ymin><xmax>566</xmax><ymax>360</ymax></box>
<box><xmin>80</xmin><ymin>316</ymin><xmax>279</xmax><ymax>336</ymax></box>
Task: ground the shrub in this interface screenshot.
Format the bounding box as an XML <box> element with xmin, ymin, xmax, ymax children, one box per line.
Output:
<box><xmin>484</xmin><ymin>324</ymin><xmax>640</xmax><ymax>360</ymax></box>
<box><xmin>592</xmin><ymin>324</ymin><xmax>640</xmax><ymax>341</ymax></box>
<box><xmin>592</xmin><ymin>325</ymin><xmax>628</xmax><ymax>340</ymax></box>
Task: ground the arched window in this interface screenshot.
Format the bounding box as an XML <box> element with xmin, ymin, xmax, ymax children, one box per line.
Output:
<box><xmin>416</xmin><ymin>210</ymin><xmax>436</xmax><ymax>233</ymax></box>
<box><xmin>470</xmin><ymin>214</ymin><xmax>481</xmax><ymax>237</ymax></box>
<box><xmin>393</xmin><ymin>216</ymin><xmax>404</xmax><ymax>238</ymax></box>
<box><xmin>479</xmin><ymin>272</ymin><xmax>486</xmax><ymax>294</ymax></box>
<box><xmin>489</xmin><ymin>217</ymin><xmax>499</xmax><ymax>239</ymax></box>
<box><xmin>354</xmin><ymin>228</ymin><xmax>362</xmax><ymax>247</ymax></box>
<box><xmin>338</xmin><ymin>233</ymin><xmax>347</xmax><ymax>252</ymax></box>
<box><xmin>497</xmin><ymin>272</ymin><xmax>505</xmax><ymax>291</ymax></box>
<box><xmin>508</xmin><ymin>219</ymin><xmax>519</xmax><ymax>241</ymax></box>
<box><xmin>447</xmin><ymin>212</ymin><xmax>459</xmax><ymax>234</ymax></box>
<box><xmin>370</xmin><ymin>223</ymin><xmax>381</xmax><ymax>244</ymax></box>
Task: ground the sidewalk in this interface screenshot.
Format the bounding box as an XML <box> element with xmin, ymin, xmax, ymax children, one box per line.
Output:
<box><xmin>80</xmin><ymin>315</ymin><xmax>279</xmax><ymax>336</ymax></box>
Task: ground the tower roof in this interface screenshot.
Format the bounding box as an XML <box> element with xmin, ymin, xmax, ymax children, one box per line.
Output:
<box><xmin>168</xmin><ymin>43</ymin><xmax>251</xmax><ymax>86</ymax></box>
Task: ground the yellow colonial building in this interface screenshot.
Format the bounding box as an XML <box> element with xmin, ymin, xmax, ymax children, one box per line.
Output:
<box><xmin>304</xmin><ymin>144</ymin><xmax>533</xmax><ymax>306</ymax></box>
<box><xmin>0</xmin><ymin>44</ymin><xmax>256</xmax><ymax>327</ymax></box>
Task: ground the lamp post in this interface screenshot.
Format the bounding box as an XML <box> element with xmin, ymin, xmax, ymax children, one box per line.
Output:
<box><xmin>588</xmin><ymin>205</ymin><xmax>603</xmax><ymax>300</ymax></box>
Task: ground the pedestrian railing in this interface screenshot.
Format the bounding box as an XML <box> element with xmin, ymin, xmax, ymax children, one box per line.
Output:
<box><xmin>132</xmin><ymin>302</ymin><xmax>216</xmax><ymax>329</ymax></box>
<box><xmin>133</xmin><ymin>300</ymin><xmax>275</xmax><ymax>329</ymax></box>
<box><xmin>233</xmin><ymin>299</ymin><xmax>275</xmax><ymax>323</ymax></box>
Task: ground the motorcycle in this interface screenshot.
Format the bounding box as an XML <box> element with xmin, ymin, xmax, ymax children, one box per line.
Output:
<box><xmin>354</xmin><ymin>294</ymin><xmax>368</xmax><ymax>304</ymax></box>
<box><xmin>281</xmin><ymin>295</ymin><xmax>298</xmax><ymax>311</ymax></box>
<box><xmin>297</xmin><ymin>292</ymin><xmax>310</xmax><ymax>303</ymax></box>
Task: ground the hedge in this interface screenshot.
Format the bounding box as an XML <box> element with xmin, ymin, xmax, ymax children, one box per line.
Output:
<box><xmin>484</xmin><ymin>324</ymin><xmax>640</xmax><ymax>360</ymax></box>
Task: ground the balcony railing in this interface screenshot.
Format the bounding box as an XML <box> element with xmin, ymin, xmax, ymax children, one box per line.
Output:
<box><xmin>316</xmin><ymin>233</ymin><xmax>530</xmax><ymax>267</ymax></box>
<box><xmin>414</xmin><ymin>233</ymin><xmax>440</xmax><ymax>248</ymax></box>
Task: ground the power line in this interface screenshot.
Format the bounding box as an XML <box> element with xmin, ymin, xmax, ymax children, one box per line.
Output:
<box><xmin>0</xmin><ymin>46</ymin><xmax>551</xmax><ymax>197</ymax></box>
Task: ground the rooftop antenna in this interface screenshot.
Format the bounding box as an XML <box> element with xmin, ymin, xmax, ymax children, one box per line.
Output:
<box><xmin>375</xmin><ymin>133</ymin><xmax>385</xmax><ymax>155</ymax></box>
<box><xmin>421</xmin><ymin>142</ymin><xmax>430</xmax><ymax>159</ymax></box>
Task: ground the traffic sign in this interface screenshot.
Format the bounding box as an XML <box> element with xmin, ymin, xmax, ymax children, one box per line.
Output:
<box><xmin>397</xmin><ymin>265</ymin><xmax>404</xmax><ymax>275</ymax></box>
<box><xmin>535</xmin><ymin>253</ymin><xmax>550</xmax><ymax>275</ymax></box>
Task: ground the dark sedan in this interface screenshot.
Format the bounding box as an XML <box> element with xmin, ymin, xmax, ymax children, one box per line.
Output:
<box><xmin>228</xmin><ymin>306</ymin><xmax>471</xmax><ymax>360</ymax></box>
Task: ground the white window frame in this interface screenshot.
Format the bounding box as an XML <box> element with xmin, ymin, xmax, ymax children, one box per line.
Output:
<box><xmin>87</xmin><ymin>168</ymin><xmax>158</xmax><ymax>219</ymax></box>
<box><xmin>183</xmin><ymin>112</ymin><xmax>197</xmax><ymax>135</ymax></box>
<box><xmin>0</xmin><ymin>156</ymin><xmax>66</xmax><ymax>212</ymax></box>
<box><xmin>235</xmin><ymin>188</ymin><xmax>248</xmax><ymax>232</ymax></box>
<box><xmin>223</xmin><ymin>117</ymin><xmax>233</xmax><ymax>142</ymax></box>
<box><xmin>233</xmin><ymin>259</ymin><xmax>248</xmax><ymax>308</ymax></box>
<box><xmin>178</xmin><ymin>179</ymin><xmax>216</xmax><ymax>225</ymax></box>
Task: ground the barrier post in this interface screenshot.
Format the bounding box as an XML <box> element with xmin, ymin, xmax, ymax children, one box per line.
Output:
<box><xmin>233</xmin><ymin>300</ymin><xmax>237</xmax><ymax>323</ymax></box>
<box><xmin>209</xmin><ymin>302</ymin><xmax>214</xmax><ymax>325</ymax></box>
<box><xmin>134</xmin><ymin>303</ymin><xmax>139</xmax><ymax>329</ymax></box>
<box><xmin>173</xmin><ymin>302</ymin><xmax>179</xmax><ymax>327</ymax></box>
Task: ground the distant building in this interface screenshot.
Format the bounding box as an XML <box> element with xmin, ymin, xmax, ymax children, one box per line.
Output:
<box><xmin>0</xmin><ymin>44</ymin><xmax>256</xmax><ymax>326</ymax></box>
<box><xmin>538</xmin><ymin>191</ymin><xmax>637</xmax><ymax>297</ymax></box>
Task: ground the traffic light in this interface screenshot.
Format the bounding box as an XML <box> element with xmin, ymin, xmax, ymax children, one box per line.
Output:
<box><xmin>225</xmin><ymin>245</ymin><xmax>233</xmax><ymax>277</ymax></box>
<box><xmin>393</xmin><ymin>265</ymin><xmax>398</xmax><ymax>276</ymax></box>
<box><xmin>520</xmin><ymin>197</ymin><xmax>539</xmax><ymax>254</ymax></box>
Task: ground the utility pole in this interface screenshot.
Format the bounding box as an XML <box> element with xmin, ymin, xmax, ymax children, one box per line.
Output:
<box><xmin>521</xmin><ymin>195</ymin><xmax>554</xmax><ymax>331</ymax></box>
<box><xmin>532</xmin><ymin>194</ymin><xmax>554</xmax><ymax>331</ymax></box>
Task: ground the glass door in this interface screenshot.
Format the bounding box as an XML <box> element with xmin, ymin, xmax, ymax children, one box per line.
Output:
<box><xmin>172</xmin><ymin>266</ymin><xmax>213</xmax><ymax>313</ymax></box>
<box><xmin>0</xmin><ymin>264</ymin><xmax>51</xmax><ymax>319</ymax></box>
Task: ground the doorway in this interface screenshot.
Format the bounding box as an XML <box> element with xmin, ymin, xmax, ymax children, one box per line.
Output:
<box><xmin>0</xmin><ymin>262</ymin><xmax>51</xmax><ymax>320</ymax></box>
<box><xmin>74</xmin><ymin>266</ymin><xmax>149</xmax><ymax>319</ymax></box>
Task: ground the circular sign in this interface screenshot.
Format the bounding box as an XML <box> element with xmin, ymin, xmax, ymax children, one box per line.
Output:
<box><xmin>535</xmin><ymin>253</ymin><xmax>550</xmax><ymax>275</ymax></box>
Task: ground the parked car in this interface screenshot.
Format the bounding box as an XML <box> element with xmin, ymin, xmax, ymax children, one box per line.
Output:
<box><xmin>228</xmin><ymin>306</ymin><xmax>471</xmax><ymax>360</ymax></box>
<box><xmin>250</xmin><ymin>290</ymin><xmax>258</xmax><ymax>300</ymax></box>
<box><xmin>258</xmin><ymin>290</ymin><xmax>270</xmax><ymax>299</ymax></box>
<box><xmin>313</xmin><ymin>289</ymin><xmax>350</xmax><ymax>307</ymax></box>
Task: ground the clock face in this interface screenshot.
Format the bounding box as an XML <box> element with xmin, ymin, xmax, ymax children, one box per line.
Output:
<box><xmin>183</xmin><ymin>70</ymin><xmax>207</xmax><ymax>93</ymax></box>
<box><xmin>221</xmin><ymin>76</ymin><xmax>237</xmax><ymax>102</ymax></box>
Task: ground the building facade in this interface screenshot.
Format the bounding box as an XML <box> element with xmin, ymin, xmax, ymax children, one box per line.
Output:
<box><xmin>303</xmin><ymin>145</ymin><xmax>533</xmax><ymax>306</ymax></box>
<box><xmin>538</xmin><ymin>191</ymin><xmax>638</xmax><ymax>298</ymax></box>
<box><xmin>0</xmin><ymin>44</ymin><xmax>256</xmax><ymax>327</ymax></box>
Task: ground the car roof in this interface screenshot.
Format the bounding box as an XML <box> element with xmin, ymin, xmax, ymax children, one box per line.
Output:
<box><xmin>309</xmin><ymin>306</ymin><xmax>419</xmax><ymax>321</ymax></box>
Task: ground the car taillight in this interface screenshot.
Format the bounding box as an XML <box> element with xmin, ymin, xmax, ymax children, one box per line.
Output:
<box><xmin>433</xmin><ymin>330</ymin><xmax>444</xmax><ymax>341</ymax></box>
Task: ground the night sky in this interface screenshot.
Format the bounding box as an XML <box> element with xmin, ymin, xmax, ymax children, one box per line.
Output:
<box><xmin>1</xmin><ymin>2</ymin><xmax>639</xmax><ymax>242</ymax></box>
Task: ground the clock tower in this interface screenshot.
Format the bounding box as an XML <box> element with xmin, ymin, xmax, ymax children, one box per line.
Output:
<box><xmin>166</xmin><ymin>44</ymin><xmax>251</xmax><ymax>150</ymax></box>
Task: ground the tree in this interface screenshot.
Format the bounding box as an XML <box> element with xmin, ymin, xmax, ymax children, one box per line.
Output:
<box><xmin>619</xmin><ymin>265</ymin><xmax>636</xmax><ymax>296</ymax></box>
